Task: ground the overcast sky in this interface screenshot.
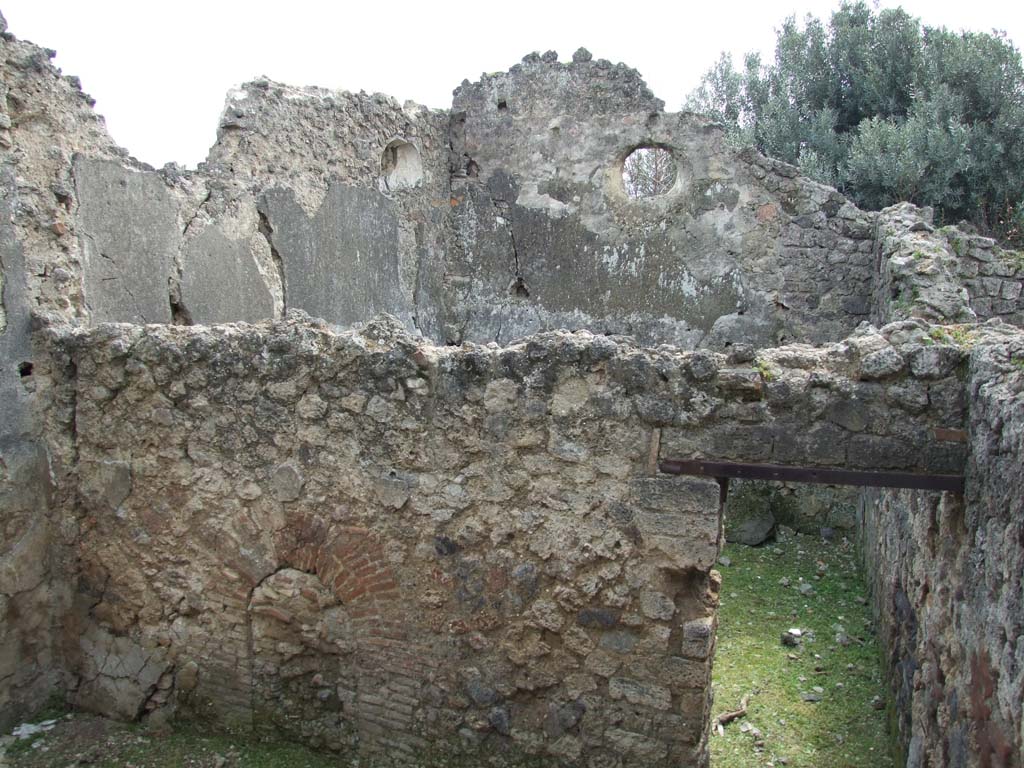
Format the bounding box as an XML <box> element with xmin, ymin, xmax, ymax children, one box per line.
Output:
<box><xmin>3</xmin><ymin>1</ymin><xmax>1021</xmax><ymax>169</ymax></box>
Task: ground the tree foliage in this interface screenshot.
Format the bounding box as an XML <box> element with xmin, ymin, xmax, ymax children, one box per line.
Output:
<box><xmin>685</xmin><ymin>2</ymin><xmax>1024</xmax><ymax>243</ymax></box>
<box><xmin>622</xmin><ymin>146</ymin><xmax>678</xmax><ymax>198</ymax></box>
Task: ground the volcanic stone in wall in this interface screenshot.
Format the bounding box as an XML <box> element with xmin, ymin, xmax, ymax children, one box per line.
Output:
<box><xmin>260</xmin><ymin>183</ymin><xmax>409</xmax><ymax>328</ymax></box>
<box><xmin>73</xmin><ymin>158</ymin><xmax>177</xmax><ymax>324</ymax></box>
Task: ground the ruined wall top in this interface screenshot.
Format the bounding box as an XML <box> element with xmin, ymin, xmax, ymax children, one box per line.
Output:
<box><xmin>2</xmin><ymin>15</ymin><xmax>1020</xmax><ymax>350</ymax></box>
<box><xmin>452</xmin><ymin>48</ymin><xmax>664</xmax><ymax>119</ymax></box>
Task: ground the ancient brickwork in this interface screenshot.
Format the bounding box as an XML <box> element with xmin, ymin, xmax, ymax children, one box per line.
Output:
<box><xmin>860</xmin><ymin>328</ymin><xmax>1024</xmax><ymax>768</ymax></box>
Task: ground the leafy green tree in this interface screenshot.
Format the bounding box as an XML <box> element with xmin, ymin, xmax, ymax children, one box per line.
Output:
<box><xmin>685</xmin><ymin>1</ymin><xmax>1024</xmax><ymax>244</ymax></box>
<box><xmin>622</xmin><ymin>147</ymin><xmax>678</xmax><ymax>198</ymax></box>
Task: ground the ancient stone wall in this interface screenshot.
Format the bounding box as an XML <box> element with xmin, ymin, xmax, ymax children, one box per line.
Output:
<box><xmin>444</xmin><ymin>53</ymin><xmax>878</xmax><ymax>348</ymax></box>
<box><xmin>71</xmin><ymin>80</ymin><xmax>451</xmax><ymax>334</ymax></box>
<box><xmin>3</xmin><ymin>12</ymin><xmax>1024</xmax><ymax>766</ymax></box>
<box><xmin>875</xmin><ymin>203</ymin><xmax>1024</xmax><ymax>328</ymax></box>
<box><xmin>0</xmin><ymin>13</ymin><xmax>125</xmax><ymax>726</ymax></box>
<box><xmin>724</xmin><ymin>481</ymin><xmax>861</xmax><ymax>544</ymax></box>
<box><xmin>55</xmin><ymin>315</ymin><xmax>725</xmax><ymax>766</ymax></box>
<box><xmin>56</xmin><ymin>51</ymin><xmax>888</xmax><ymax>352</ymax></box>
<box><xmin>33</xmin><ymin>44</ymin><xmax>1022</xmax><ymax>362</ymax></box>
<box><xmin>859</xmin><ymin>329</ymin><xmax>1024</xmax><ymax>768</ymax></box>
<box><xmin>48</xmin><ymin>309</ymin><xmax>989</xmax><ymax>765</ymax></box>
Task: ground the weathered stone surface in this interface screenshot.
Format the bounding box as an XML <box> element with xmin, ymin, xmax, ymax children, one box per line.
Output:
<box><xmin>629</xmin><ymin>477</ymin><xmax>721</xmax><ymax>569</ymax></box>
<box><xmin>74</xmin><ymin>625</ymin><xmax>167</xmax><ymax>720</ymax></box>
<box><xmin>444</xmin><ymin>57</ymin><xmax>879</xmax><ymax>348</ymax></box>
<box><xmin>79</xmin><ymin>459</ymin><xmax>131</xmax><ymax>513</ymax></box>
<box><xmin>57</xmin><ymin>316</ymin><xmax>735</xmax><ymax>765</ymax></box>
<box><xmin>609</xmin><ymin>677</ymin><xmax>672</xmax><ymax>710</ymax></box>
<box><xmin>725</xmin><ymin>502</ymin><xmax>776</xmax><ymax>546</ymax></box>
<box><xmin>2</xmin><ymin>14</ymin><xmax>1024</xmax><ymax>768</ymax></box>
<box><xmin>0</xmin><ymin>155</ymin><xmax>70</xmax><ymax>727</ymax></box>
<box><xmin>860</xmin><ymin>331</ymin><xmax>1024</xmax><ymax>767</ymax></box>
<box><xmin>859</xmin><ymin>346</ymin><xmax>906</xmax><ymax>380</ymax></box>
<box><xmin>43</xmin><ymin>313</ymin><xmax>1013</xmax><ymax>765</ymax></box>
<box><xmin>180</xmin><ymin>224</ymin><xmax>275</xmax><ymax>324</ymax></box>
<box><xmin>74</xmin><ymin>158</ymin><xmax>177</xmax><ymax>324</ymax></box>
<box><xmin>271</xmin><ymin>463</ymin><xmax>303</xmax><ymax>502</ymax></box>
<box><xmin>260</xmin><ymin>184</ymin><xmax>412</xmax><ymax>329</ymax></box>
<box><xmin>875</xmin><ymin>203</ymin><xmax>1024</xmax><ymax>327</ymax></box>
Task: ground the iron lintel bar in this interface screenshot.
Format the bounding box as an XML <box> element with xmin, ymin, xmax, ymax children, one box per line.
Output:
<box><xmin>659</xmin><ymin>459</ymin><xmax>964</xmax><ymax>493</ymax></box>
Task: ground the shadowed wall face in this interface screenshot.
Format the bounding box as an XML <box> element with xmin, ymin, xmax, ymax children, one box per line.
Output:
<box><xmin>859</xmin><ymin>337</ymin><xmax>1024</xmax><ymax>768</ymax></box>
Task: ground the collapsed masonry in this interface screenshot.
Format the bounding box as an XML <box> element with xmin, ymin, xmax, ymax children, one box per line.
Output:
<box><xmin>0</xmin><ymin>14</ymin><xmax>1022</xmax><ymax>768</ymax></box>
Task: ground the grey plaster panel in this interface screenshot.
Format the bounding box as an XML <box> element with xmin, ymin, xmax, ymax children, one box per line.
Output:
<box><xmin>181</xmin><ymin>227</ymin><xmax>274</xmax><ymax>325</ymax></box>
<box><xmin>0</xmin><ymin>162</ymin><xmax>56</xmax><ymax>730</ymax></box>
<box><xmin>261</xmin><ymin>183</ymin><xmax>406</xmax><ymax>328</ymax></box>
<box><xmin>0</xmin><ymin>162</ymin><xmax>35</xmax><ymax>445</ymax></box>
<box><xmin>73</xmin><ymin>157</ymin><xmax>177</xmax><ymax>324</ymax></box>
<box><xmin>512</xmin><ymin>206</ymin><xmax>743</xmax><ymax>330</ymax></box>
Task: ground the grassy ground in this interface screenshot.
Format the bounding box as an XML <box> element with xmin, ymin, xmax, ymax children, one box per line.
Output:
<box><xmin>3</xmin><ymin>531</ymin><xmax>894</xmax><ymax>768</ymax></box>
<box><xmin>1</xmin><ymin>715</ymin><xmax>338</xmax><ymax>768</ymax></box>
<box><xmin>710</xmin><ymin>531</ymin><xmax>895</xmax><ymax>768</ymax></box>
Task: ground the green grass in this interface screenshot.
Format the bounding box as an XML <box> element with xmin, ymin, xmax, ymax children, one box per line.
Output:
<box><xmin>4</xmin><ymin>718</ymin><xmax>341</xmax><ymax>768</ymax></box>
<box><xmin>8</xmin><ymin>535</ymin><xmax>896</xmax><ymax>768</ymax></box>
<box><xmin>115</xmin><ymin>731</ymin><xmax>337</xmax><ymax>768</ymax></box>
<box><xmin>755</xmin><ymin>359</ymin><xmax>776</xmax><ymax>382</ymax></box>
<box><xmin>710</xmin><ymin>534</ymin><xmax>895</xmax><ymax>768</ymax></box>
<box><xmin>4</xmin><ymin>716</ymin><xmax>550</xmax><ymax>768</ymax></box>
<box><xmin>929</xmin><ymin>325</ymin><xmax>976</xmax><ymax>349</ymax></box>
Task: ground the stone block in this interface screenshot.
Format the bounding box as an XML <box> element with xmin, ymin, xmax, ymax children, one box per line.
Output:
<box><xmin>658</xmin><ymin>655</ymin><xmax>711</xmax><ymax>689</ymax></box>
<box><xmin>629</xmin><ymin>477</ymin><xmax>721</xmax><ymax>569</ymax></box>
<box><xmin>846</xmin><ymin>435</ymin><xmax>916</xmax><ymax>470</ymax></box>
<box><xmin>908</xmin><ymin>346</ymin><xmax>963</xmax><ymax>379</ymax></box>
<box><xmin>608</xmin><ymin>678</ymin><xmax>672</xmax><ymax>710</ymax></box>
<box><xmin>859</xmin><ymin>346</ymin><xmax>906</xmax><ymax>380</ymax></box>
<box><xmin>80</xmin><ymin>459</ymin><xmax>132</xmax><ymax>514</ymax></box>
<box><xmin>604</xmin><ymin>728</ymin><xmax>669</xmax><ymax>760</ymax></box>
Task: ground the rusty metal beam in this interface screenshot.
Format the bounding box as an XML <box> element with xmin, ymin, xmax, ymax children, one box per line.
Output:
<box><xmin>659</xmin><ymin>459</ymin><xmax>965</xmax><ymax>493</ymax></box>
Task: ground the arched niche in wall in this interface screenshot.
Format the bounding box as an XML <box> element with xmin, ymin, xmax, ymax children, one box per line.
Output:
<box><xmin>380</xmin><ymin>138</ymin><xmax>424</xmax><ymax>192</ymax></box>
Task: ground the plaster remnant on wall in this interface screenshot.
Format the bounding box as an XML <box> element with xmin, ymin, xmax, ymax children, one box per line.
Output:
<box><xmin>180</xmin><ymin>202</ymin><xmax>278</xmax><ymax>324</ymax></box>
<box><xmin>73</xmin><ymin>158</ymin><xmax>178</xmax><ymax>324</ymax></box>
<box><xmin>259</xmin><ymin>184</ymin><xmax>412</xmax><ymax>330</ymax></box>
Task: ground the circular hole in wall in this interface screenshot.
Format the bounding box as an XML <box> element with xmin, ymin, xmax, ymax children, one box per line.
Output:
<box><xmin>621</xmin><ymin>146</ymin><xmax>677</xmax><ymax>199</ymax></box>
<box><xmin>380</xmin><ymin>139</ymin><xmax>424</xmax><ymax>192</ymax></box>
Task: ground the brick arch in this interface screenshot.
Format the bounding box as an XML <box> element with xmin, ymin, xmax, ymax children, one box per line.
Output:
<box><xmin>257</xmin><ymin>512</ymin><xmax>422</xmax><ymax>750</ymax></box>
<box><xmin>271</xmin><ymin>512</ymin><xmax>400</xmax><ymax>616</ymax></box>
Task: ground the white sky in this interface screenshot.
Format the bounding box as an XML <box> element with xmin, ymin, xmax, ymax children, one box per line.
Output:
<box><xmin>3</xmin><ymin>1</ymin><xmax>1021</xmax><ymax>169</ymax></box>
